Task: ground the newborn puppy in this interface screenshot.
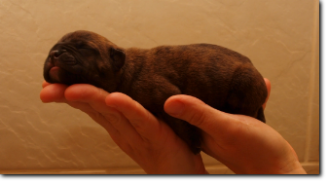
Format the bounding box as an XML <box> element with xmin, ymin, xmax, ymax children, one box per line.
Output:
<box><xmin>44</xmin><ymin>30</ymin><xmax>267</xmax><ymax>154</ymax></box>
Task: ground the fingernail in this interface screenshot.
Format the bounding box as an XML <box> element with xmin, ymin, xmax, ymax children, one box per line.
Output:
<box><xmin>167</xmin><ymin>100</ymin><xmax>185</xmax><ymax>115</ymax></box>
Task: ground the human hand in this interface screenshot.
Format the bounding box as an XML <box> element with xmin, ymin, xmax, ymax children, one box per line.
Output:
<box><xmin>40</xmin><ymin>81</ymin><xmax>207</xmax><ymax>174</ymax></box>
<box><xmin>164</xmin><ymin>79</ymin><xmax>306</xmax><ymax>174</ymax></box>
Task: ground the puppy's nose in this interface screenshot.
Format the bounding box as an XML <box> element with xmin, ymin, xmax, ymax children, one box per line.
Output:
<box><xmin>50</xmin><ymin>49</ymin><xmax>66</xmax><ymax>58</ymax></box>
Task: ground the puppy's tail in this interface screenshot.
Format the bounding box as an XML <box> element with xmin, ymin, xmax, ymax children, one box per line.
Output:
<box><xmin>257</xmin><ymin>107</ymin><xmax>266</xmax><ymax>123</ymax></box>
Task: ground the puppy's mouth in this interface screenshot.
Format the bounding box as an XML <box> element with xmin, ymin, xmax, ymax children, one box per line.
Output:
<box><xmin>49</xmin><ymin>66</ymin><xmax>61</xmax><ymax>82</ymax></box>
<box><xmin>44</xmin><ymin>50</ymin><xmax>79</xmax><ymax>84</ymax></box>
<box><xmin>44</xmin><ymin>60</ymin><xmax>68</xmax><ymax>83</ymax></box>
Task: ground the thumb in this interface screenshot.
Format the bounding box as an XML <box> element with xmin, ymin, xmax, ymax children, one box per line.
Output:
<box><xmin>164</xmin><ymin>95</ymin><xmax>242</xmax><ymax>138</ymax></box>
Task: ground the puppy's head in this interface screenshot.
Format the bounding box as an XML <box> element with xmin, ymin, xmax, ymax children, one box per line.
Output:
<box><xmin>43</xmin><ymin>30</ymin><xmax>125</xmax><ymax>90</ymax></box>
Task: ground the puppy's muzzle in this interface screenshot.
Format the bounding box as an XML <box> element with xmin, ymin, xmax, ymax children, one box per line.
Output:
<box><xmin>50</xmin><ymin>49</ymin><xmax>66</xmax><ymax>59</ymax></box>
<box><xmin>50</xmin><ymin>49</ymin><xmax>76</xmax><ymax>65</ymax></box>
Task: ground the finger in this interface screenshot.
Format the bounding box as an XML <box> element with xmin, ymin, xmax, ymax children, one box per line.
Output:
<box><xmin>40</xmin><ymin>84</ymin><xmax>68</xmax><ymax>103</ymax></box>
<box><xmin>64</xmin><ymin>84</ymin><xmax>113</xmax><ymax>113</ymax></box>
<box><xmin>105</xmin><ymin>92</ymin><xmax>162</xmax><ymax>139</ymax></box>
<box><xmin>40</xmin><ymin>83</ymin><xmax>133</xmax><ymax>147</ymax></box>
<box><xmin>42</xmin><ymin>81</ymin><xmax>52</xmax><ymax>88</ymax></box>
<box><xmin>164</xmin><ymin>95</ymin><xmax>244</xmax><ymax>140</ymax></box>
<box><xmin>263</xmin><ymin>78</ymin><xmax>271</xmax><ymax>109</ymax></box>
<box><xmin>70</xmin><ymin>101</ymin><xmax>123</xmax><ymax>140</ymax></box>
<box><xmin>64</xmin><ymin>85</ymin><xmax>144</xmax><ymax>144</ymax></box>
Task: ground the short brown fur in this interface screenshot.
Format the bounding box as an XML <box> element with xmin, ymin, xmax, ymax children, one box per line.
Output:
<box><xmin>44</xmin><ymin>30</ymin><xmax>267</xmax><ymax>154</ymax></box>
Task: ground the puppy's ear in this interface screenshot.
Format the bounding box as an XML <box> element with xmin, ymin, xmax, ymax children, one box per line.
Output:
<box><xmin>110</xmin><ymin>47</ymin><xmax>125</xmax><ymax>71</ymax></box>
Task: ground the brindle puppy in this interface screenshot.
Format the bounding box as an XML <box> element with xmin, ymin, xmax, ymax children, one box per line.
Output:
<box><xmin>44</xmin><ymin>30</ymin><xmax>267</xmax><ymax>154</ymax></box>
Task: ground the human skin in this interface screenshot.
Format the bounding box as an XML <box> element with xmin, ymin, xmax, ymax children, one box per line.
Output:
<box><xmin>40</xmin><ymin>78</ymin><xmax>306</xmax><ymax>174</ymax></box>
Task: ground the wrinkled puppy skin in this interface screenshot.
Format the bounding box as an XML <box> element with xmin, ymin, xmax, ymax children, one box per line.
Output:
<box><xmin>44</xmin><ymin>30</ymin><xmax>267</xmax><ymax>154</ymax></box>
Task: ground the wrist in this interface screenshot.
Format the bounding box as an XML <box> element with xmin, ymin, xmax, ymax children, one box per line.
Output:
<box><xmin>283</xmin><ymin>161</ymin><xmax>307</xmax><ymax>174</ymax></box>
<box><xmin>145</xmin><ymin>155</ymin><xmax>208</xmax><ymax>174</ymax></box>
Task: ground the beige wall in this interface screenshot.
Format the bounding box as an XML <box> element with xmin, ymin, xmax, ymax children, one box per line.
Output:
<box><xmin>0</xmin><ymin>0</ymin><xmax>319</xmax><ymax>174</ymax></box>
